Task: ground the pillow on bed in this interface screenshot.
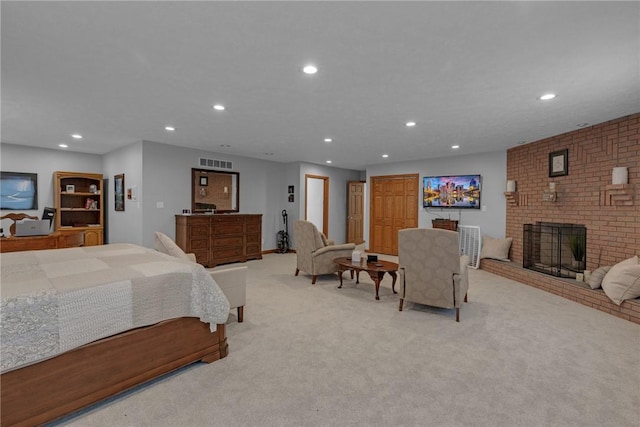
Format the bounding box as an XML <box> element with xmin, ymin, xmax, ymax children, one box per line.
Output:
<box><xmin>154</xmin><ymin>232</ymin><xmax>191</xmax><ymax>261</ymax></box>
<box><xmin>480</xmin><ymin>236</ymin><xmax>512</xmax><ymax>261</ymax></box>
<box><xmin>601</xmin><ymin>256</ymin><xmax>640</xmax><ymax>305</ymax></box>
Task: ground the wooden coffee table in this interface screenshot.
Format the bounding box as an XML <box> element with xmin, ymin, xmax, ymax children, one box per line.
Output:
<box><xmin>334</xmin><ymin>257</ymin><xmax>398</xmax><ymax>300</ymax></box>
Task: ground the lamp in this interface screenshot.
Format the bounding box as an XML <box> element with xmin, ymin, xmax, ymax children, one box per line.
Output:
<box><xmin>506</xmin><ymin>180</ymin><xmax>516</xmax><ymax>192</ymax></box>
<box><xmin>543</xmin><ymin>182</ymin><xmax>557</xmax><ymax>202</ymax></box>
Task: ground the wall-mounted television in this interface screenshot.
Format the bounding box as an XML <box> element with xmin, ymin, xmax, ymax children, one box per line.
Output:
<box><xmin>423</xmin><ymin>174</ymin><xmax>481</xmax><ymax>209</ymax></box>
<box><xmin>0</xmin><ymin>171</ymin><xmax>38</xmax><ymax>210</ymax></box>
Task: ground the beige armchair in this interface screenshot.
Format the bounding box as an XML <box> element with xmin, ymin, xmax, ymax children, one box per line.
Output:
<box><xmin>154</xmin><ymin>231</ymin><xmax>247</xmax><ymax>323</ymax></box>
<box><xmin>398</xmin><ymin>228</ymin><xmax>470</xmax><ymax>322</ymax></box>
<box><xmin>184</xmin><ymin>253</ymin><xmax>246</xmax><ymax>322</ymax></box>
<box><xmin>293</xmin><ymin>220</ymin><xmax>356</xmax><ymax>284</ymax></box>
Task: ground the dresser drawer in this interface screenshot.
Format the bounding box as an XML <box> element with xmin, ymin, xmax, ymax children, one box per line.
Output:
<box><xmin>246</xmin><ymin>223</ymin><xmax>261</xmax><ymax>233</ymax></box>
<box><xmin>212</xmin><ymin>247</ymin><xmax>244</xmax><ymax>259</ymax></box>
<box><xmin>213</xmin><ymin>216</ymin><xmax>243</xmax><ymax>224</ymax></box>
<box><xmin>212</xmin><ymin>223</ymin><xmax>243</xmax><ymax>235</ymax></box>
<box><xmin>246</xmin><ymin>233</ymin><xmax>260</xmax><ymax>244</ymax></box>
<box><xmin>189</xmin><ymin>238</ymin><xmax>209</xmax><ymax>250</ymax></box>
<box><xmin>246</xmin><ymin>243</ymin><xmax>261</xmax><ymax>255</ymax></box>
<box><xmin>189</xmin><ymin>225</ymin><xmax>210</xmax><ymax>238</ymax></box>
<box><xmin>212</xmin><ymin>236</ymin><xmax>244</xmax><ymax>248</ymax></box>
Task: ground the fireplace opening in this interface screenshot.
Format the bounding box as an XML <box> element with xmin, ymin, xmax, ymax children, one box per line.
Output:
<box><xmin>523</xmin><ymin>222</ymin><xmax>587</xmax><ymax>279</ymax></box>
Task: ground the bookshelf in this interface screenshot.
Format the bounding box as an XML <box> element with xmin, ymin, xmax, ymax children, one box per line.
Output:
<box><xmin>54</xmin><ymin>171</ymin><xmax>104</xmax><ymax>246</ymax></box>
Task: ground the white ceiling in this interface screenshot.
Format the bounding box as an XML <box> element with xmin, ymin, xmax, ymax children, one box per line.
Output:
<box><xmin>2</xmin><ymin>1</ymin><xmax>639</xmax><ymax>171</ymax></box>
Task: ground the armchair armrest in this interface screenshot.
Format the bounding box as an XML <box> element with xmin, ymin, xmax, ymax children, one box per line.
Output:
<box><xmin>314</xmin><ymin>243</ymin><xmax>356</xmax><ymax>257</ymax></box>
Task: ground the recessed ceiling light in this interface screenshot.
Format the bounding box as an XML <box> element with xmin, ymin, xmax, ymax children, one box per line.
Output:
<box><xmin>326</xmin><ymin>160</ymin><xmax>332</xmax><ymax>164</ymax></box>
<box><xmin>577</xmin><ymin>122</ymin><xmax>589</xmax><ymax>128</ymax></box>
<box><xmin>405</xmin><ymin>121</ymin><xmax>416</xmax><ymax>127</ymax></box>
<box><xmin>264</xmin><ymin>152</ymin><xmax>274</xmax><ymax>156</ymax></box>
<box><xmin>451</xmin><ymin>145</ymin><xmax>460</xmax><ymax>149</ymax></box>
<box><xmin>382</xmin><ymin>154</ymin><xmax>389</xmax><ymax>158</ymax></box>
<box><xmin>539</xmin><ymin>93</ymin><xmax>556</xmax><ymax>101</ymax></box>
<box><xmin>71</xmin><ymin>134</ymin><xmax>82</xmax><ymax>139</ymax></box>
<box><xmin>213</xmin><ymin>104</ymin><xmax>225</xmax><ymax>111</ymax></box>
<box><xmin>302</xmin><ymin>65</ymin><xmax>318</xmax><ymax>74</ymax></box>
<box><xmin>324</xmin><ymin>138</ymin><xmax>332</xmax><ymax>143</ymax></box>
<box><xmin>517</xmin><ymin>141</ymin><xmax>527</xmax><ymax>145</ymax></box>
<box><xmin>165</xmin><ymin>126</ymin><xmax>175</xmax><ymax>131</ymax></box>
<box><xmin>58</xmin><ymin>144</ymin><xmax>68</xmax><ymax>148</ymax></box>
<box><xmin>220</xmin><ymin>144</ymin><xmax>230</xmax><ymax>148</ymax></box>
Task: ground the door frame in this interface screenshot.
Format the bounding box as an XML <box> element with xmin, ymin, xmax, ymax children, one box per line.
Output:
<box><xmin>305</xmin><ymin>174</ymin><xmax>329</xmax><ymax>236</ymax></box>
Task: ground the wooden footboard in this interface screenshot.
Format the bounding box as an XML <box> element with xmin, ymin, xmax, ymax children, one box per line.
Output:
<box><xmin>1</xmin><ymin>317</ymin><xmax>227</xmax><ymax>427</ymax></box>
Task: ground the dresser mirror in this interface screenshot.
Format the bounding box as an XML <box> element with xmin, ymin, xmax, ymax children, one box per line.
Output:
<box><xmin>192</xmin><ymin>169</ymin><xmax>239</xmax><ymax>213</ymax></box>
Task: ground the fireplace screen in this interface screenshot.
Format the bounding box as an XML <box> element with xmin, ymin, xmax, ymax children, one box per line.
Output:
<box><xmin>523</xmin><ymin>222</ymin><xmax>587</xmax><ymax>279</ymax></box>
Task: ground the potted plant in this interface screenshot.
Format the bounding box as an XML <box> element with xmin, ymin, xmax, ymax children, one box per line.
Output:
<box><xmin>568</xmin><ymin>234</ymin><xmax>586</xmax><ymax>269</ymax></box>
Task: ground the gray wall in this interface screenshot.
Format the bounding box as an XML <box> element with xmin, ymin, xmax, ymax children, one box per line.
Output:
<box><xmin>295</xmin><ymin>162</ymin><xmax>362</xmax><ymax>247</ymax></box>
<box><xmin>1</xmin><ymin>141</ymin><xmax>508</xmax><ymax>250</ymax></box>
<box><xmin>365</xmin><ymin>150</ymin><xmax>507</xmax><ymax>241</ymax></box>
<box><xmin>102</xmin><ymin>141</ymin><xmax>144</xmax><ymax>244</ymax></box>
<box><xmin>139</xmin><ymin>141</ymin><xmax>289</xmax><ymax>249</ymax></box>
<box><xmin>0</xmin><ymin>143</ymin><xmax>102</xmax><ymax>235</ymax></box>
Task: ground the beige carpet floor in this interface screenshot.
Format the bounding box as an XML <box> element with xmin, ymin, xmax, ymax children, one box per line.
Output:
<box><xmin>53</xmin><ymin>253</ymin><xmax>639</xmax><ymax>427</ymax></box>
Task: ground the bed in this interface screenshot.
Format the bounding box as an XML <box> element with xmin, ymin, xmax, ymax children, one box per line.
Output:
<box><xmin>0</xmin><ymin>243</ymin><xmax>231</xmax><ymax>427</ymax></box>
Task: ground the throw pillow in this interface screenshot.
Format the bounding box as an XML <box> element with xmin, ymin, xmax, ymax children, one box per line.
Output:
<box><xmin>587</xmin><ymin>266</ymin><xmax>612</xmax><ymax>289</ymax></box>
<box><xmin>480</xmin><ymin>236</ymin><xmax>512</xmax><ymax>261</ymax></box>
<box><xmin>601</xmin><ymin>257</ymin><xmax>640</xmax><ymax>305</ymax></box>
<box><xmin>154</xmin><ymin>231</ymin><xmax>191</xmax><ymax>261</ymax></box>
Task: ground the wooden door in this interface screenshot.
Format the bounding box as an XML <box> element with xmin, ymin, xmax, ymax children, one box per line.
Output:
<box><xmin>369</xmin><ymin>174</ymin><xmax>419</xmax><ymax>255</ymax></box>
<box><xmin>347</xmin><ymin>181</ymin><xmax>365</xmax><ymax>244</ymax></box>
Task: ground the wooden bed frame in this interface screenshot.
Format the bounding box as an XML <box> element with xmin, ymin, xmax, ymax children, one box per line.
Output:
<box><xmin>1</xmin><ymin>317</ymin><xmax>227</xmax><ymax>427</ymax></box>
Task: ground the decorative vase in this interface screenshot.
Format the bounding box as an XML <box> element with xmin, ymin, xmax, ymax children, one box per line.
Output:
<box><xmin>612</xmin><ymin>167</ymin><xmax>628</xmax><ymax>185</ymax></box>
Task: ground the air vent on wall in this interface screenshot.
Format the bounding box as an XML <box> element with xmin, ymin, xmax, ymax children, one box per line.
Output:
<box><xmin>198</xmin><ymin>157</ymin><xmax>234</xmax><ymax>170</ymax></box>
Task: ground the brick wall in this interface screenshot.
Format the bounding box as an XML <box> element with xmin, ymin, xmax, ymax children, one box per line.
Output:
<box><xmin>506</xmin><ymin>113</ymin><xmax>639</xmax><ymax>268</ymax></box>
<box><xmin>481</xmin><ymin>259</ymin><xmax>640</xmax><ymax>325</ymax></box>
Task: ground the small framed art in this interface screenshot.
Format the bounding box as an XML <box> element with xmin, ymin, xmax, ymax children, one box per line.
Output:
<box><xmin>549</xmin><ymin>149</ymin><xmax>568</xmax><ymax>177</ymax></box>
<box><xmin>114</xmin><ymin>174</ymin><xmax>125</xmax><ymax>211</ymax></box>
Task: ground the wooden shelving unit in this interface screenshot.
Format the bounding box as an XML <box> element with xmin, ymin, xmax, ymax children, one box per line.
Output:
<box><xmin>54</xmin><ymin>171</ymin><xmax>104</xmax><ymax>246</ymax></box>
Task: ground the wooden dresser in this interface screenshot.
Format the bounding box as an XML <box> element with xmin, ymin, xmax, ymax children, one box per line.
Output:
<box><xmin>0</xmin><ymin>231</ymin><xmax>85</xmax><ymax>253</ymax></box>
<box><xmin>175</xmin><ymin>214</ymin><xmax>262</xmax><ymax>267</ymax></box>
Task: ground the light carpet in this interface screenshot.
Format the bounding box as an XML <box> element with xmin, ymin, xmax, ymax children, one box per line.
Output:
<box><xmin>52</xmin><ymin>253</ymin><xmax>639</xmax><ymax>427</ymax></box>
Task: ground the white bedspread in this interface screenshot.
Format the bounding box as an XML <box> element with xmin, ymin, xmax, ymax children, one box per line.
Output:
<box><xmin>0</xmin><ymin>243</ymin><xmax>230</xmax><ymax>373</ymax></box>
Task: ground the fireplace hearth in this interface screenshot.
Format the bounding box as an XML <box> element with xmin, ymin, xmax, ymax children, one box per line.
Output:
<box><xmin>523</xmin><ymin>222</ymin><xmax>587</xmax><ymax>279</ymax></box>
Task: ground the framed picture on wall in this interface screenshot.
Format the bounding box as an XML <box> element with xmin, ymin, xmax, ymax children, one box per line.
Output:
<box><xmin>549</xmin><ymin>149</ymin><xmax>568</xmax><ymax>177</ymax></box>
<box><xmin>200</xmin><ymin>176</ymin><xmax>208</xmax><ymax>186</ymax></box>
<box><xmin>114</xmin><ymin>174</ymin><xmax>125</xmax><ymax>211</ymax></box>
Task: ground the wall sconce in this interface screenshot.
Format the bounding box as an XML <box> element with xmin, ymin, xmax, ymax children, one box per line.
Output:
<box><xmin>199</xmin><ymin>187</ymin><xmax>207</xmax><ymax>197</ymax></box>
<box><xmin>543</xmin><ymin>182</ymin><xmax>557</xmax><ymax>202</ymax></box>
<box><xmin>506</xmin><ymin>180</ymin><xmax>516</xmax><ymax>192</ymax></box>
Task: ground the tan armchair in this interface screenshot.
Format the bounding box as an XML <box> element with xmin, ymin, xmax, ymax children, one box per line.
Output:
<box><xmin>398</xmin><ymin>228</ymin><xmax>470</xmax><ymax>322</ymax></box>
<box><xmin>293</xmin><ymin>220</ymin><xmax>355</xmax><ymax>284</ymax></box>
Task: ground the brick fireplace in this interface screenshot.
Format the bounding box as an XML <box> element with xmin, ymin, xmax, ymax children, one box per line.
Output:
<box><xmin>523</xmin><ymin>222</ymin><xmax>586</xmax><ymax>279</ymax></box>
<box><xmin>485</xmin><ymin>112</ymin><xmax>639</xmax><ymax>323</ymax></box>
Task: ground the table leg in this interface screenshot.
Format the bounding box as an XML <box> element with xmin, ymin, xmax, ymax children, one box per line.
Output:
<box><xmin>389</xmin><ymin>271</ymin><xmax>398</xmax><ymax>294</ymax></box>
<box><xmin>367</xmin><ymin>271</ymin><xmax>385</xmax><ymax>300</ymax></box>
<box><xmin>337</xmin><ymin>266</ymin><xmax>345</xmax><ymax>289</ymax></box>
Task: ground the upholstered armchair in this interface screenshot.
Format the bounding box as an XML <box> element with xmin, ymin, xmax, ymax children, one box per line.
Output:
<box><xmin>398</xmin><ymin>228</ymin><xmax>470</xmax><ymax>322</ymax></box>
<box><xmin>293</xmin><ymin>220</ymin><xmax>355</xmax><ymax>284</ymax></box>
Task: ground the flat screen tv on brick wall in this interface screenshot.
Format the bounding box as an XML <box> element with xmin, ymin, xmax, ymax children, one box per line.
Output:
<box><xmin>423</xmin><ymin>174</ymin><xmax>481</xmax><ymax>209</ymax></box>
<box><xmin>0</xmin><ymin>171</ymin><xmax>38</xmax><ymax>210</ymax></box>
